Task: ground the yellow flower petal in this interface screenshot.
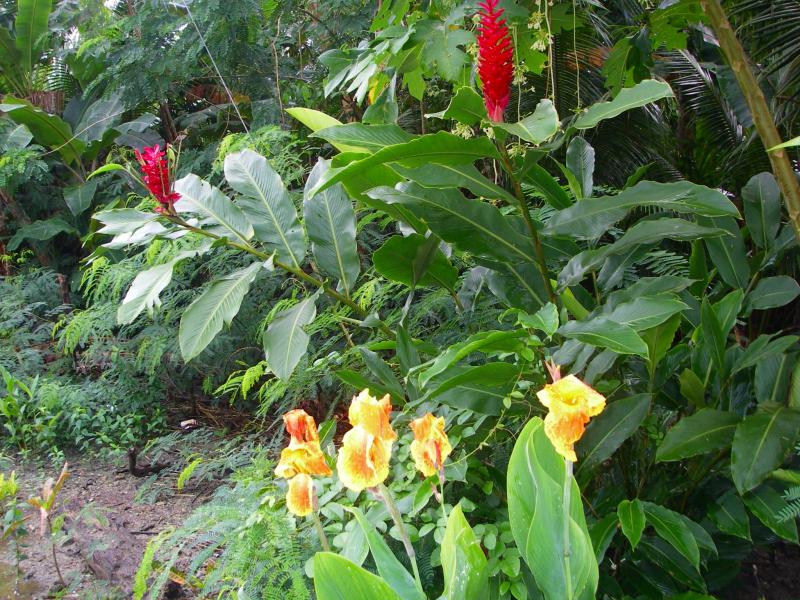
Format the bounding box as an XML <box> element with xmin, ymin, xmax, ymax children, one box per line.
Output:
<box><xmin>286</xmin><ymin>473</ymin><xmax>315</xmax><ymax>517</ymax></box>
<box><xmin>336</xmin><ymin>426</ymin><xmax>391</xmax><ymax>492</ymax></box>
<box><xmin>283</xmin><ymin>409</ymin><xmax>319</xmax><ymax>446</ymax></box>
<box><xmin>409</xmin><ymin>413</ymin><xmax>452</xmax><ymax>478</ymax></box>
<box><xmin>274</xmin><ymin>443</ymin><xmax>331</xmax><ymax>479</ymax></box>
<box><xmin>349</xmin><ymin>390</ymin><xmax>397</xmax><ymax>445</ymax></box>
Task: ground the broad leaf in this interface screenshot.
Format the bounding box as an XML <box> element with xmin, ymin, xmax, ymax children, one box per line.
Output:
<box><xmin>63</xmin><ymin>180</ymin><xmax>98</xmax><ymax>216</ymax></box>
<box><xmin>523</xmin><ymin>164</ymin><xmax>572</xmax><ymax>209</ymax></box>
<box><xmin>223</xmin><ymin>150</ymin><xmax>305</xmax><ymax>267</ymax></box>
<box><xmin>576</xmin><ymin>394</ymin><xmax>651</xmax><ymax>475</ymax></box>
<box><xmin>572</xmin><ymin>80</ymin><xmax>674</xmax><ymax>129</ymax></box>
<box><xmin>174</xmin><ymin>174</ymin><xmax>254</xmax><ymax>246</ymax></box>
<box><xmin>508</xmin><ymin>417</ymin><xmax>598</xmax><ymax>600</ymax></box>
<box><xmin>559</xmin><ymin>318</ymin><xmax>649</xmax><ymax>357</ymax></box>
<box><xmin>263</xmin><ymin>293</ymin><xmax>319</xmax><ymax>381</ymax></box>
<box><xmin>15</xmin><ymin>0</ymin><xmax>53</xmax><ymax>74</ymax></box>
<box><xmin>313</xmin><ymin>123</ymin><xmax>414</xmax><ymax>153</ymax></box>
<box><xmin>709</xmin><ymin>491</ymin><xmax>750</xmax><ymax>540</ymax></box>
<box><xmin>546</xmin><ymin>181</ymin><xmax>739</xmax><ymax>240</ymax></box>
<box><xmin>179</xmin><ymin>262</ymin><xmax>263</xmax><ymax>361</ymax></box>
<box><xmin>743</xmin><ymin>485</ymin><xmax>799</xmax><ymax>543</ymax></box>
<box><xmin>304</xmin><ymin>159</ymin><xmax>360</xmax><ymax>291</ymax></box>
<box><xmin>7</xmin><ymin>218</ymin><xmax>77</xmax><ymax>250</ymax></box>
<box><xmin>698</xmin><ymin>216</ymin><xmax>749</xmax><ymax>289</ymax></box>
<box><xmin>0</xmin><ymin>123</ymin><xmax>32</xmax><ymax>149</ymax></box>
<box><xmin>424</xmin><ymin>363</ymin><xmax>520</xmax><ymax>416</ymax></box>
<box><xmin>589</xmin><ymin>513</ymin><xmax>618</xmax><ymax>563</ymax></box>
<box><xmin>742</xmin><ymin>173</ymin><xmax>781</xmax><ymax>249</ymax></box>
<box><xmin>745</xmin><ymin>276</ymin><xmax>800</xmax><ymax>312</ymax></box>
<box><xmin>94</xmin><ymin>209</ymin><xmax>157</xmax><ymax>235</ymax></box>
<box><xmin>733</xmin><ymin>334</ymin><xmax>799</xmax><ymax>374</ymax></box>
<box><xmin>618</xmin><ymin>499</ymin><xmax>646</xmax><ymax>550</ymax></box>
<box><xmin>0</xmin><ymin>98</ymin><xmax>85</xmax><ymax>164</ymax></box>
<box><xmin>426</xmin><ymin>86</ymin><xmax>487</xmax><ymax>125</ymax></box>
<box><xmin>393</xmin><ymin>163</ymin><xmax>516</xmax><ymax>203</ymax></box>
<box><xmin>494</xmin><ymin>99</ymin><xmax>559</xmax><ymax>144</ymax></box>
<box><xmin>565</xmin><ymin>137</ymin><xmax>594</xmax><ymax>198</ymax></box>
<box><xmin>485</xmin><ymin>262</ymin><xmax>550</xmax><ymax>313</ymax></box>
<box><xmin>731</xmin><ymin>406</ymin><xmax>800</xmax><ymax>494</ymax></box>
<box><xmin>604</xmin><ymin>296</ymin><xmax>688</xmax><ymax>331</ymax></box>
<box><xmin>656</xmin><ymin>409</ymin><xmax>740</xmax><ymax>462</ymax></box>
<box><xmin>373</xmin><ymin>234</ymin><xmax>457</xmax><ymax>290</ymax></box>
<box><xmin>314</xmin><ymin>552</ymin><xmax>401</xmax><ymax>600</ymax></box>
<box><xmin>441</xmin><ymin>504</ymin><xmax>489</xmax><ymax>600</ymax></box>
<box><xmin>640</xmin><ymin>501</ymin><xmax>700</xmax><ymax>570</ymax></box>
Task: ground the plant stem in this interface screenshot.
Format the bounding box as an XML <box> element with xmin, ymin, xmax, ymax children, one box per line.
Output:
<box><xmin>48</xmin><ymin>516</ymin><xmax>66</xmax><ymax>589</ymax></box>
<box><xmin>563</xmin><ymin>459</ymin><xmax>573</xmax><ymax>600</ymax></box>
<box><xmin>495</xmin><ymin>144</ymin><xmax>558</xmax><ymax>304</ymax></box>
<box><xmin>699</xmin><ymin>0</ymin><xmax>800</xmax><ymax>242</ymax></box>
<box><xmin>310</xmin><ymin>511</ymin><xmax>331</xmax><ymax>552</ymax></box>
<box><xmin>378</xmin><ymin>483</ymin><xmax>423</xmax><ymax>590</ymax></box>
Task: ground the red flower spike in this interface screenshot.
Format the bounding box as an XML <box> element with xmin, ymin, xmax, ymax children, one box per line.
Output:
<box><xmin>477</xmin><ymin>0</ymin><xmax>514</xmax><ymax>122</ymax></box>
<box><xmin>135</xmin><ymin>144</ymin><xmax>180</xmax><ymax>210</ymax></box>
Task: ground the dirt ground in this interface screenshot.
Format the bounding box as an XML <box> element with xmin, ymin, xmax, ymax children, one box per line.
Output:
<box><xmin>0</xmin><ymin>454</ymin><xmax>199</xmax><ymax>599</ymax></box>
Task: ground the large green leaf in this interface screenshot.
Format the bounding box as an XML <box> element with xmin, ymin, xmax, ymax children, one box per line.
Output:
<box><xmin>697</xmin><ymin>216</ymin><xmax>749</xmax><ymax>289</ymax></box>
<box><xmin>731</xmin><ymin>406</ymin><xmax>800</xmax><ymax>494</ymax></box>
<box><xmin>424</xmin><ymin>363</ymin><xmax>520</xmax><ymax>415</ymax></box>
<box><xmin>558</xmin><ymin>218</ymin><xmax>728</xmax><ymax>288</ymax></box>
<box><xmin>656</xmin><ymin>409</ymin><xmax>740</xmax><ymax>462</ymax></box>
<box><xmin>0</xmin><ymin>98</ymin><xmax>85</xmax><ymax>164</ymax></box>
<box><xmin>604</xmin><ymin>296</ymin><xmax>688</xmax><ymax>331</ymax></box>
<box><xmin>15</xmin><ymin>0</ymin><xmax>53</xmax><ymax>74</ymax></box>
<box><xmin>93</xmin><ymin>209</ymin><xmax>157</xmax><ymax>235</ymax></box>
<box><xmin>223</xmin><ymin>150</ymin><xmax>305</xmax><ymax>267</ymax></box>
<box><xmin>263</xmin><ymin>293</ymin><xmax>318</xmax><ymax>381</ymax></box>
<box><xmin>313</xmin><ymin>123</ymin><xmax>414</xmax><ymax>153</ymax></box>
<box><xmin>347</xmin><ymin>508</ymin><xmax>425</xmax><ymax>600</ymax></box>
<box><xmin>426</xmin><ymin>86</ymin><xmax>487</xmax><ymax>125</ymax></box>
<box><xmin>733</xmin><ymin>334</ymin><xmax>799</xmax><ymax>374</ymax></box>
<box><xmin>178</xmin><ymin>262</ymin><xmax>263</xmax><ymax>361</ymax></box>
<box><xmin>640</xmin><ymin>501</ymin><xmax>700</xmax><ymax>570</ymax></box>
<box><xmin>7</xmin><ymin>217</ymin><xmax>77</xmax><ymax>250</ymax></box>
<box><xmin>174</xmin><ymin>174</ymin><xmax>254</xmax><ymax>246</ymax></box>
<box><xmin>523</xmin><ymin>164</ymin><xmax>572</xmax><ymax>209</ymax></box>
<box><xmin>745</xmin><ymin>276</ymin><xmax>800</xmax><ymax>312</ymax></box>
<box><xmin>303</xmin><ymin>159</ymin><xmax>360</xmax><ymax>291</ymax></box>
<box><xmin>545</xmin><ymin>181</ymin><xmax>739</xmax><ymax>240</ymax></box>
<box><xmin>576</xmin><ymin>394</ymin><xmax>651</xmax><ymax>474</ymax></box>
<box><xmin>441</xmin><ymin>504</ymin><xmax>489</xmax><ymax>600</ymax></box>
<box><xmin>392</xmin><ymin>163</ymin><xmax>516</xmax><ymax>203</ymax></box>
<box><xmin>709</xmin><ymin>491</ymin><xmax>750</xmax><ymax>540</ymax></box>
<box><xmin>508</xmin><ymin>417</ymin><xmax>598</xmax><ymax>600</ymax></box>
<box><xmin>311</xmin><ymin>132</ymin><xmax>498</xmax><ymax>195</ymax></box>
<box><xmin>373</xmin><ymin>234</ymin><xmax>457</xmax><ymax>290</ymax></box>
<box><xmin>485</xmin><ymin>262</ymin><xmax>550</xmax><ymax>312</ymax></box>
<box><xmin>63</xmin><ymin>180</ymin><xmax>98</xmax><ymax>216</ymax></box>
<box><xmin>369</xmin><ymin>182</ymin><xmax>536</xmax><ymax>264</ymax></box>
<box><xmin>314</xmin><ymin>552</ymin><xmax>401</xmax><ymax>600</ymax></box>
<box><xmin>0</xmin><ymin>122</ymin><xmax>32</xmax><ymax>149</ymax></box>
<box><xmin>494</xmin><ymin>99</ymin><xmax>559</xmax><ymax>144</ymax></box>
<box><xmin>618</xmin><ymin>499</ymin><xmax>646</xmax><ymax>550</ymax></box>
<box><xmin>565</xmin><ymin>137</ymin><xmax>594</xmax><ymax>199</ymax></box>
<box><xmin>559</xmin><ymin>318</ymin><xmax>649</xmax><ymax>357</ymax></box>
<box><xmin>742</xmin><ymin>173</ymin><xmax>781</xmax><ymax>249</ymax></box>
<box><xmin>743</xmin><ymin>485</ymin><xmax>799</xmax><ymax>543</ymax></box>
<box><xmin>572</xmin><ymin>80</ymin><xmax>673</xmax><ymax>129</ymax></box>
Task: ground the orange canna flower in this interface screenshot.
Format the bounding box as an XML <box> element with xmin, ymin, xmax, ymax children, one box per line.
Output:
<box><xmin>348</xmin><ymin>389</ymin><xmax>397</xmax><ymax>448</ymax></box>
<box><xmin>275</xmin><ymin>409</ymin><xmax>331</xmax><ymax>516</ymax></box>
<box><xmin>337</xmin><ymin>426</ymin><xmax>392</xmax><ymax>492</ymax></box>
<box><xmin>409</xmin><ymin>413</ymin><xmax>452</xmax><ymax>478</ymax></box>
<box><xmin>536</xmin><ymin>374</ymin><xmax>606</xmax><ymax>462</ymax></box>
<box><xmin>286</xmin><ymin>473</ymin><xmax>315</xmax><ymax>517</ymax></box>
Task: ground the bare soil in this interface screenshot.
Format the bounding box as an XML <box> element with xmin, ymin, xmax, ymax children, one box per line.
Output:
<box><xmin>0</xmin><ymin>454</ymin><xmax>198</xmax><ymax>599</ymax></box>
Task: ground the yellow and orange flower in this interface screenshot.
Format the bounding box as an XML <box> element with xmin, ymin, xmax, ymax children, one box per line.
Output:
<box><xmin>337</xmin><ymin>390</ymin><xmax>397</xmax><ymax>492</ymax></box>
<box><xmin>274</xmin><ymin>409</ymin><xmax>331</xmax><ymax>516</ymax></box>
<box><xmin>536</xmin><ymin>374</ymin><xmax>606</xmax><ymax>462</ymax></box>
<box><xmin>409</xmin><ymin>413</ymin><xmax>452</xmax><ymax>478</ymax></box>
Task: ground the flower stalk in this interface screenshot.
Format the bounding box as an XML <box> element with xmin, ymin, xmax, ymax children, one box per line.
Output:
<box><xmin>563</xmin><ymin>458</ymin><xmax>573</xmax><ymax>600</ymax></box>
<box><xmin>377</xmin><ymin>483</ymin><xmax>423</xmax><ymax>589</ymax></box>
<box><xmin>310</xmin><ymin>510</ymin><xmax>331</xmax><ymax>552</ymax></box>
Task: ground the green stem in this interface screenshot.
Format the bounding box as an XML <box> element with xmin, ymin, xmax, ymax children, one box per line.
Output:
<box><xmin>378</xmin><ymin>483</ymin><xmax>423</xmax><ymax>590</ymax></box>
<box><xmin>310</xmin><ymin>510</ymin><xmax>331</xmax><ymax>552</ymax></box>
<box><xmin>496</xmin><ymin>144</ymin><xmax>558</xmax><ymax>305</ymax></box>
<box><xmin>563</xmin><ymin>459</ymin><xmax>573</xmax><ymax>600</ymax></box>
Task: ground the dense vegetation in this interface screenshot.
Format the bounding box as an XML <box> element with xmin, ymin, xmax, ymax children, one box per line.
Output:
<box><xmin>2</xmin><ymin>0</ymin><xmax>800</xmax><ymax>598</ymax></box>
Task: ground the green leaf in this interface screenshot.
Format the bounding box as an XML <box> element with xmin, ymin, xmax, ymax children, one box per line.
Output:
<box><xmin>559</xmin><ymin>318</ymin><xmax>649</xmax><ymax>357</ymax></box>
<box><xmin>546</xmin><ymin>181</ymin><xmax>739</xmax><ymax>240</ymax></box>
<box><xmin>263</xmin><ymin>293</ymin><xmax>319</xmax><ymax>381</ymax></box>
<box><xmin>224</xmin><ymin>150</ymin><xmax>305</xmax><ymax>267</ymax></box>
<box><xmin>373</xmin><ymin>234</ymin><xmax>457</xmax><ymax>290</ymax></box>
<box><xmin>312</xmin><ymin>132</ymin><xmax>499</xmax><ymax>195</ymax></box>
<box><xmin>347</xmin><ymin>508</ymin><xmax>425</xmax><ymax>600</ymax></box>
<box><xmin>698</xmin><ymin>216</ymin><xmax>749</xmax><ymax>289</ymax></box>
<box><xmin>640</xmin><ymin>501</ymin><xmax>700</xmax><ymax>570</ymax></box>
<box><xmin>93</xmin><ymin>209</ymin><xmax>157</xmax><ymax>235</ymax></box>
<box><xmin>641</xmin><ymin>313</ymin><xmax>682</xmax><ymax>374</ymax></box>
<box><xmin>745</xmin><ymin>276</ymin><xmax>800</xmax><ymax>312</ymax></box>
<box><xmin>15</xmin><ymin>0</ymin><xmax>53</xmax><ymax>74</ymax></box>
<box><xmin>519</xmin><ymin>302</ymin><xmax>560</xmax><ymax>338</ymax></box>
<box><xmin>589</xmin><ymin>513</ymin><xmax>618</xmax><ymax>563</ymax></box>
<box><xmin>358</xmin><ymin>348</ymin><xmax>404</xmax><ymax>404</ymax></box>
<box><xmin>731</xmin><ymin>406</ymin><xmax>800</xmax><ymax>494</ymax></box>
<box><xmin>485</xmin><ymin>262</ymin><xmax>550</xmax><ymax>313</ymax></box>
<box><xmin>576</xmin><ymin>394</ymin><xmax>651</xmax><ymax>474</ymax></box>
<box><xmin>701</xmin><ymin>298</ymin><xmax>726</xmax><ymax>375</ymax></box>
<box><xmin>713</xmin><ymin>289</ymin><xmax>744</xmax><ymax>336</ymax></box>
<box><xmin>755</xmin><ymin>354</ymin><xmax>797</xmax><ymax>405</ymax></box>
<box><xmin>637</xmin><ymin>537</ymin><xmax>705</xmax><ymax>591</ymax></box>
<box><xmin>174</xmin><ymin>173</ymin><xmax>255</xmax><ymax>246</ymax></box>
<box><xmin>63</xmin><ymin>180</ymin><xmax>99</xmax><ymax>216</ymax></box>
<box><xmin>572</xmin><ymin>80</ymin><xmax>674</xmax><ymax>129</ymax></box>
<box><xmin>303</xmin><ymin>159</ymin><xmax>360</xmax><ymax>291</ymax></box>
<box><xmin>709</xmin><ymin>491</ymin><xmax>750</xmax><ymax>540</ymax></box>
<box><xmin>742</xmin><ymin>173</ymin><xmax>781</xmax><ymax>249</ymax></box>
<box><xmin>558</xmin><ymin>218</ymin><xmax>728</xmax><ymax>288</ymax></box>
<box><xmin>679</xmin><ymin>369</ymin><xmax>705</xmax><ymax>408</ymax></box>
<box><xmin>768</xmin><ymin>135</ymin><xmax>800</xmax><ymax>151</ymax></box>
<box><xmin>0</xmin><ymin>98</ymin><xmax>85</xmax><ymax>164</ymax></box>
<box><xmin>179</xmin><ymin>262</ymin><xmax>263</xmax><ymax>361</ymax></box>
<box><xmin>426</xmin><ymin>86</ymin><xmax>487</xmax><ymax>125</ymax></box>
<box><xmin>605</xmin><ymin>296</ymin><xmax>688</xmax><ymax>331</ymax></box>
<box><xmin>508</xmin><ymin>417</ymin><xmax>598</xmax><ymax>600</ymax></box>
<box><xmin>523</xmin><ymin>163</ymin><xmax>572</xmax><ymax>209</ymax></box>
<box><xmin>618</xmin><ymin>499</ymin><xmax>646</xmax><ymax>550</ymax></box>
<box><xmin>743</xmin><ymin>485</ymin><xmax>799</xmax><ymax>543</ymax></box>
<box><xmin>313</xmin><ymin>123</ymin><xmax>414</xmax><ymax>153</ymax></box>
<box><xmin>7</xmin><ymin>217</ymin><xmax>77</xmax><ymax>250</ymax></box>
<box><xmin>656</xmin><ymin>409</ymin><xmax>740</xmax><ymax>462</ymax></box>
<box><xmin>441</xmin><ymin>503</ymin><xmax>489</xmax><ymax>600</ymax></box>
<box><xmin>422</xmin><ymin>24</ymin><xmax>473</xmax><ymax>80</ymax></box>
<box><xmin>314</xmin><ymin>552</ymin><xmax>402</xmax><ymax>600</ymax></box>
<box><xmin>733</xmin><ymin>334</ymin><xmax>799</xmax><ymax>374</ymax></box>
<box><xmin>369</xmin><ymin>182</ymin><xmax>536</xmax><ymax>264</ymax></box>
<box><xmin>424</xmin><ymin>363</ymin><xmax>520</xmax><ymax>416</ymax></box>
<box><xmin>0</xmin><ymin>122</ymin><xmax>32</xmax><ymax>149</ymax></box>
<box><xmin>565</xmin><ymin>137</ymin><xmax>594</xmax><ymax>198</ymax></box>
<box><xmin>393</xmin><ymin>163</ymin><xmax>516</xmax><ymax>203</ymax></box>
<box><xmin>494</xmin><ymin>99</ymin><xmax>559</xmax><ymax>144</ymax></box>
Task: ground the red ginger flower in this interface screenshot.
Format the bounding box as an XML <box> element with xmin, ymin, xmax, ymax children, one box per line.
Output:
<box><xmin>477</xmin><ymin>0</ymin><xmax>514</xmax><ymax>122</ymax></box>
<box><xmin>135</xmin><ymin>144</ymin><xmax>180</xmax><ymax>211</ymax></box>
